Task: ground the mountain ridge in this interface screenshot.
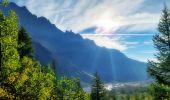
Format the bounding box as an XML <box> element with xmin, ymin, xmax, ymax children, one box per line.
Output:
<box><xmin>1</xmin><ymin>2</ymin><xmax>148</xmax><ymax>84</ymax></box>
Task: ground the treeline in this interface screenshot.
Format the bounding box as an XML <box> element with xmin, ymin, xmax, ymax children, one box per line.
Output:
<box><xmin>106</xmin><ymin>85</ymin><xmax>153</xmax><ymax>100</ymax></box>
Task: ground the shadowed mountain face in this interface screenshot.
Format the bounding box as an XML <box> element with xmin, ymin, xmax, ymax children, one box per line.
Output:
<box><xmin>1</xmin><ymin>3</ymin><xmax>148</xmax><ymax>84</ymax></box>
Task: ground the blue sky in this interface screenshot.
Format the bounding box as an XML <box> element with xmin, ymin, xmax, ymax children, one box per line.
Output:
<box><xmin>11</xmin><ymin>0</ymin><xmax>170</xmax><ymax>62</ymax></box>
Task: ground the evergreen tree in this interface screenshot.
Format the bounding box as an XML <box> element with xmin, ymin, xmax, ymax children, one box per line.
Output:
<box><xmin>18</xmin><ymin>27</ymin><xmax>33</xmax><ymax>58</ymax></box>
<box><xmin>90</xmin><ymin>73</ymin><xmax>106</xmax><ymax>100</ymax></box>
<box><xmin>147</xmin><ymin>5</ymin><xmax>170</xmax><ymax>100</ymax></box>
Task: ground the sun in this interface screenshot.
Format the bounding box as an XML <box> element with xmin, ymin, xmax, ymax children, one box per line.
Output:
<box><xmin>94</xmin><ymin>12</ymin><xmax>122</xmax><ymax>34</ymax></box>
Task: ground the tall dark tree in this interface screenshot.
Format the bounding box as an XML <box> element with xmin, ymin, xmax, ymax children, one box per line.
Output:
<box><xmin>90</xmin><ymin>72</ymin><xmax>106</xmax><ymax>100</ymax></box>
<box><xmin>147</xmin><ymin>5</ymin><xmax>170</xmax><ymax>100</ymax></box>
<box><xmin>18</xmin><ymin>27</ymin><xmax>33</xmax><ymax>58</ymax></box>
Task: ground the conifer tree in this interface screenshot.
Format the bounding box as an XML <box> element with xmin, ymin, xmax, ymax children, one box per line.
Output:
<box><xmin>18</xmin><ymin>27</ymin><xmax>33</xmax><ymax>58</ymax></box>
<box><xmin>147</xmin><ymin>5</ymin><xmax>170</xmax><ymax>100</ymax></box>
<box><xmin>90</xmin><ymin>73</ymin><xmax>106</xmax><ymax>100</ymax></box>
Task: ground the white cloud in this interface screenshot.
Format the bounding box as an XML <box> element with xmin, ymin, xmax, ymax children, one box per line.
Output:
<box><xmin>81</xmin><ymin>33</ymin><xmax>153</xmax><ymax>51</ymax></box>
<box><xmin>82</xmin><ymin>33</ymin><xmax>153</xmax><ymax>36</ymax></box>
<box><xmin>12</xmin><ymin>0</ymin><xmax>161</xmax><ymax>33</ymax></box>
<box><xmin>143</xmin><ymin>50</ymin><xmax>157</xmax><ymax>54</ymax></box>
<box><xmin>125</xmin><ymin>42</ymin><xmax>140</xmax><ymax>45</ymax></box>
<box><xmin>143</xmin><ymin>41</ymin><xmax>153</xmax><ymax>45</ymax></box>
<box><xmin>124</xmin><ymin>13</ymin><xmax>160</xmax><ymax>32</ymax></box>
<box><xmin>82</xmin><ymin>34</ymin><xmax>128</xmax><ymax>51</ymax></box>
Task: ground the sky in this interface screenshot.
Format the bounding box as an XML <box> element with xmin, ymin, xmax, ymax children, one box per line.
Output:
<box><xmin>10</xmin><ymin>0</ymin><xmax>170</xmax><ymax>62</ymax></box>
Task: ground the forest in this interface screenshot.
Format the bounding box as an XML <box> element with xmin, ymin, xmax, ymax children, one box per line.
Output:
<box><xmin>0</xmin><ymin>0</ymin><xmax>170</xmax><ymax>100</ymax></box>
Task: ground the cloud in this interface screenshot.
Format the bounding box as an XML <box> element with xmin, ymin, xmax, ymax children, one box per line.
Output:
<box><xmin>143</xmin><ymin>50</ymin><xmax>157</xmax><ymax>54</ymax></box>
<box><xmin>82</xmin><ymin>34</ymin><xmax>128</xmax><ymax>51</ymax></box>
<box><xmin>125</xmin><ymin>42</ymin><xmax>140</xmax><ymax>45</ymax></box>
<box><xmin>11</xmin><ymin>0</ymin><xmax>166</xmax><ymax>33</ymax></box>
<box><xmin>143</xmin><ymin>41</ymin><xmax>153</xmax><ymax>45</ymax></box>
<box><xmin>81</xmin><ymin>33</ymin><xmax>153</xmax><ymax>36</ymax></box>
<box><xmin>82</xmin><ymin>34</ymin><xmax>148</xmax><ymax>51</ymax></box>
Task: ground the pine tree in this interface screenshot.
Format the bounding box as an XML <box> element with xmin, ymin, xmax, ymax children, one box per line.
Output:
<box><xmin>90</xmin><ymin>73</ymin><xmax>106</xmax><ymax>100</ymax></box>
<box><xmin>147</xmin><ymin>5</ymin><xmax>170</xmax><ymax>100</ymax></box>
<box><xmin>18</xmin><ymin>27</ymin><xmax>33</xmax><ymax>58</ymax></box>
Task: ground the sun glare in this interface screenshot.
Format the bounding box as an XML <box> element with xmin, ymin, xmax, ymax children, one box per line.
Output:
<box><xmin>94</xmin><ymin>12</ymin><xmax>121</xmax><ymax>33</ymax></box>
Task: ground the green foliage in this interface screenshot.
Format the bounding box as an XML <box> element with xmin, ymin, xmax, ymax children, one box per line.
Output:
<box><xmin>55</xmin><ymin>77</ymin><xmax>89</xmax><ymax>100</ymax></box>
<box><xmin>149</xmin><ymin>83</ymin><xmax>170</xmax><ymax>100</ymax></box>
<box><xmin>0</xmin><ymin>0</ymin><xmax>9</xmax><ymax>7</ymax></box>
<box><xmin>147</xmin><ymin>5</ymin><xmax>170</xmax><ymax>100</ymax></box>
<box><xmin>90</xmin><ymin>73</ymin><xmax>106</xmax><ymax>100</ymax></box>
<box><xmin>0</xmin><ymin>8</ymin><xmax>56</xmax><ymax>99</ymax></box>
<box><xmin>106</xmin><ymin>85</ymin><xmax>153</xmax><ymax>100</ymax></box>
<box><xmin>0</xmin><ymin>4</ymin><xmax>88</xmax><ymax>99</ymax></box>
<box><xmin>0</xmin><ymin>9</ymin><xmax>20</xmax><ymax>99</ymax></box>
<box><xmin>0</xmin><ymin>10</ymin><xmax>20</xmax><ymax>75</ymax></box>
<box><xmin>18</xmin><ymin>27</ymin><xmax>33</xmax><ymax>58</ymax></box>
<box><xmin>14</xmin><ymin>57</ymin><xmax>56</xmax><ymax>99</ymax></box>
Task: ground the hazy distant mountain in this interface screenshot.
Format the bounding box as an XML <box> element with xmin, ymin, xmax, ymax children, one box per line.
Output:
<box><xmin>1</xmin><ymin>3</ymin><xmax>148</xmax><ymax>84</ymax></box>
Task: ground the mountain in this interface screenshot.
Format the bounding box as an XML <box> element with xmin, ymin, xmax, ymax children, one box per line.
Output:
<box><xmin>1</xmin><ymin>3</ymin><xmax>148</xmax><ymax>84</ymax></box>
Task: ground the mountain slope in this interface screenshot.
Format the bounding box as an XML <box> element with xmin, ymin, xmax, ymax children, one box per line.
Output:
<box><xmin>1</xmin><ymin>3</ymin><xmax>148</xmax><ymax>84</ymax></box>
